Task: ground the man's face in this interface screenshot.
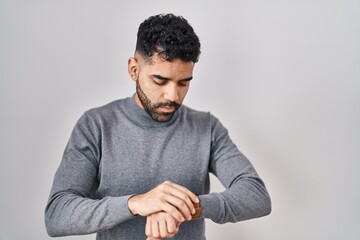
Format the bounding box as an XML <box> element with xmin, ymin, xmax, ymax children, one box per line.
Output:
<box><xmin>128</xmin><ymin>53</ymin><xmax>194</xmax><ymax>122</ymax></box>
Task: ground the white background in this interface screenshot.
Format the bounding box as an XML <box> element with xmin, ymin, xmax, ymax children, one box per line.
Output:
<box><xmin>1</xmin><ymin>0</ymin><xmax>359</xmax><ymax>239</ymax></box>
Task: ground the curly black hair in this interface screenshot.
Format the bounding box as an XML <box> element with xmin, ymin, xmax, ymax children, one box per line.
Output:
<box><xmin>135</xmin><ymin>13</ymin><xmax>201</xmax><ymax>63</ymax></box>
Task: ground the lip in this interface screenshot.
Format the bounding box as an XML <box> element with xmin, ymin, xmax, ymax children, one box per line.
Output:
<box><xmin>158</xmin><ymin>106</ymin><xmax>175</xmax><ymax>113</ymax></box>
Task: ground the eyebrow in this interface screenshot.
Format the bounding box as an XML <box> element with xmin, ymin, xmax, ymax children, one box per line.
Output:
<box><xmin>152</xmin><ymin>74</ymin><xmax>193</xmax><ymax>81</ymax></box>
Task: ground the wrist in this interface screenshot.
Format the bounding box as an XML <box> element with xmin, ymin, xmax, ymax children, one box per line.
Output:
<box><xmin>128</xmin><ymin>195</ymin><xmax>139</xmax><ymax>216</ymax></box>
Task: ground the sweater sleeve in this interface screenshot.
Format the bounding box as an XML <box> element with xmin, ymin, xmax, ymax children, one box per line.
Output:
<box><xmin>45</xmin><ymin>112</ymin><xmax>136</xmax><ymax>237</ymax></box>
<box><xmin>198</xmin><ymin>115</ymin><xmax>271</xmax><ymax>223</ymax></box>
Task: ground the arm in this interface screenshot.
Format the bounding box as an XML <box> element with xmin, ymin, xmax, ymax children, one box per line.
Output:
<box><xmin>45</xmin><ymin>113</ymin><xmax>198</xmax><ymax>237</ymax></box>
<box><xmin>45</xmin><ymin>113</ymin><xmax>135</xmax><ymax>237</ymax></box>
<box><xmin>199</xmin><ymin>115</ymin><xmax>271</xmax><ymax>223</ymax></box>
<box><xmin>145</xmin><ymin>115</ymin><xmax>271</xmax><ymax>238</ymax></box>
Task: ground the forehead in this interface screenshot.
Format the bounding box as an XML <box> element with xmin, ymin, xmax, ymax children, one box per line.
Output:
<box><xmin>140</xmin><ymin>54</ymin><xmax>194</xmax><ymax>77</ymax></box>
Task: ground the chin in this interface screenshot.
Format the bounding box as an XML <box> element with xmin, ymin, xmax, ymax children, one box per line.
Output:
<box><xmin>153</xmin><ymin>113</ymin><xmax>174</xmax><ymax>122</ymax></box>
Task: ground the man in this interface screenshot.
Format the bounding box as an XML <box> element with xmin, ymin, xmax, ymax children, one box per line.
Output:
<box><xmin>45</xmin><ymin>13</ymin><xmax>271</xmax><ymax>240</ymax></box>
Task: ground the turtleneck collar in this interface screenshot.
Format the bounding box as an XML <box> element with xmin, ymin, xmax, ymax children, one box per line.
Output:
<box><xmin>123</xmin><ymin>95</ymin><xmax>181</xmax><ymax>128</ymax></box>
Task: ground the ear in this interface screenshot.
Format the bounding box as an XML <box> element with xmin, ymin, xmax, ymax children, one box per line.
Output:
<box><xmin>128</xmin><ymin>57</ymin><xmax>139</xmax><ymax>81</ymax></box>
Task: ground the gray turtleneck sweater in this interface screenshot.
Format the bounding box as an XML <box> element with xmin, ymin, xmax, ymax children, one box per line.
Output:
<box><xmin>45</xmin><ymin>96</ymin><xmax>271</xmax><ymax>239</ymax></box>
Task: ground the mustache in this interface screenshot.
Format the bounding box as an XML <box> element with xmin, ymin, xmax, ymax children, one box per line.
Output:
<box><xmin>153</xmin><ymin>101</ymin><xmax>181</xmax><ymax>109</ymax></box>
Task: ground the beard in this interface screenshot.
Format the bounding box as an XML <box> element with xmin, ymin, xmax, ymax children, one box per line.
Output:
<box><xmin>136</xmin><ymin>80</ymin><xmax>181</xmax><ymax>122</ymax></box>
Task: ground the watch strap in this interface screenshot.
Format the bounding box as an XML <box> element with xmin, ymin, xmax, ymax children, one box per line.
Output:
<box><xmin>191</xmin><ymin>201</ymin><xmax>202</xmax><ymax>220</ymax></box>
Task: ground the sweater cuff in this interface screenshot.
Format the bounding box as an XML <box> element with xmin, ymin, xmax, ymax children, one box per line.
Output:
<box><xmin>198</xmin><ymin>193</ymin><xmax>221</xmax><ymax>221</ymax></box>
<box><xmin>107</xmin><ymin>194</ymin><xmax>138</xmax><ymax>224</ymax></box>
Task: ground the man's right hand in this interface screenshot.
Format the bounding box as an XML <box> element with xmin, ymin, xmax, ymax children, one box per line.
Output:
<box><xmin>128</xmin><ymin>180</ymin><xmax>199</xmax><ymax>222</ymax></box>
<box><xmin>145</xmin><ymin>211</ymin><xmax>180</xmax><ymax>240</ymax></box>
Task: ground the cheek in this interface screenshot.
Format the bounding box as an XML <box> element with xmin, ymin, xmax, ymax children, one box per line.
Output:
<box><xmin>179</xmin><ymin>86</ymin><xmax>189</xmax><ymax>100</ymax></box>
<box><xmin>140</xmin><ymin>79</ymin><xmax>162</xmax><ymax>99</ymax></box>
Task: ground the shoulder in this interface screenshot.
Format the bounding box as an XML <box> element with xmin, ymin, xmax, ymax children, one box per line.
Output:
<box><xmin>180</xmin><ymin>105</ymin><xmax>209</xmax><ymax>120</ymax></box>
<box><xmin>76</xmin><ymin>98</ymin><xmax>128</xmax><ymax>128</ymax></box>
<box><xmin>85</xmin><ymin>98</ymin><xmax>125</xmax><ymax>117</ymax></box>
<box><xmin>180</xmin><ymin>105</ymin><xmax>220</xmax><ymax>127</ymax></box>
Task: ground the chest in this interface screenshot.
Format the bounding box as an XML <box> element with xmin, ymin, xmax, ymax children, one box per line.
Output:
<box><xmin>95</xmin><ymin>122</ymin><xmax>211</xmax><ymax>197</ymax></box>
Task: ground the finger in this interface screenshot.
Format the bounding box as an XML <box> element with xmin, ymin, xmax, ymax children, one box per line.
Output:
<box><xmin>146</xmin><ymin>217</ymin><xmax>151</xmax><ymax>237</ymax></box>
<box><xmin>158</xmin><ymin>218</ymin><xmax>168</xmax><ymax>238</ymax></box>
<box><xmin>164</xmin><ymin>194</ymin><xmax>193</xmax><ymax>220</ymax></box>
<box><xmin>151</xmin><ymin>217</ymin><xmax>160</xmax><ymax>238</ymax></box>
<box><xmin>161</xmin><ymin>203</ymin><xmax>185</xmax><ymax>222</ymax></box>
<box><xmin>163</xmin><ymin>183</ymin><xmax>197</xmax><ymax>216</ymax></box>
<box><xmin>165</xmin><ymin>181</ymin><xmax>199</xmax><ymax>203</ymax></box>
<box><xmin>166</xmin><ymin>215</ymin><xmax>178</xmax><ymax>234</ymax></box>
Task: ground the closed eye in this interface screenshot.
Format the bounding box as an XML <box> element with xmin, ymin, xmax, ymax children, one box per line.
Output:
<box><xmin>152</xmin><ymin>74</ymin><xmax>169</xmax><ymax>86</ymax></box>
<box><xmin>153</xmin><ymin>80</ymin><xmax>167</xmax><ymax>86</ymax></box>
<box><xmin>178</xmin><ymin>81</ymin><xmax>190</xmax><ymax>87</ymax></box>
<box><xmin>151</xmin><ymin>74</ymin><xmax>192</xmax><ymax>86</ymax></box>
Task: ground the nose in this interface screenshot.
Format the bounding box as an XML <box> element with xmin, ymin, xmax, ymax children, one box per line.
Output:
<box><xmin>163</xmin><ymin>83</ymin><xmax>179</xmax><ymax>102</ymax></box>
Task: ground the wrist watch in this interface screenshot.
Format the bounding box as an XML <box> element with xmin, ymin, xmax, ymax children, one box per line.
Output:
<box><xmin>191</xmin><ymin>200</ymin><xmax>202</xmax><ymax>220</ymax></box>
